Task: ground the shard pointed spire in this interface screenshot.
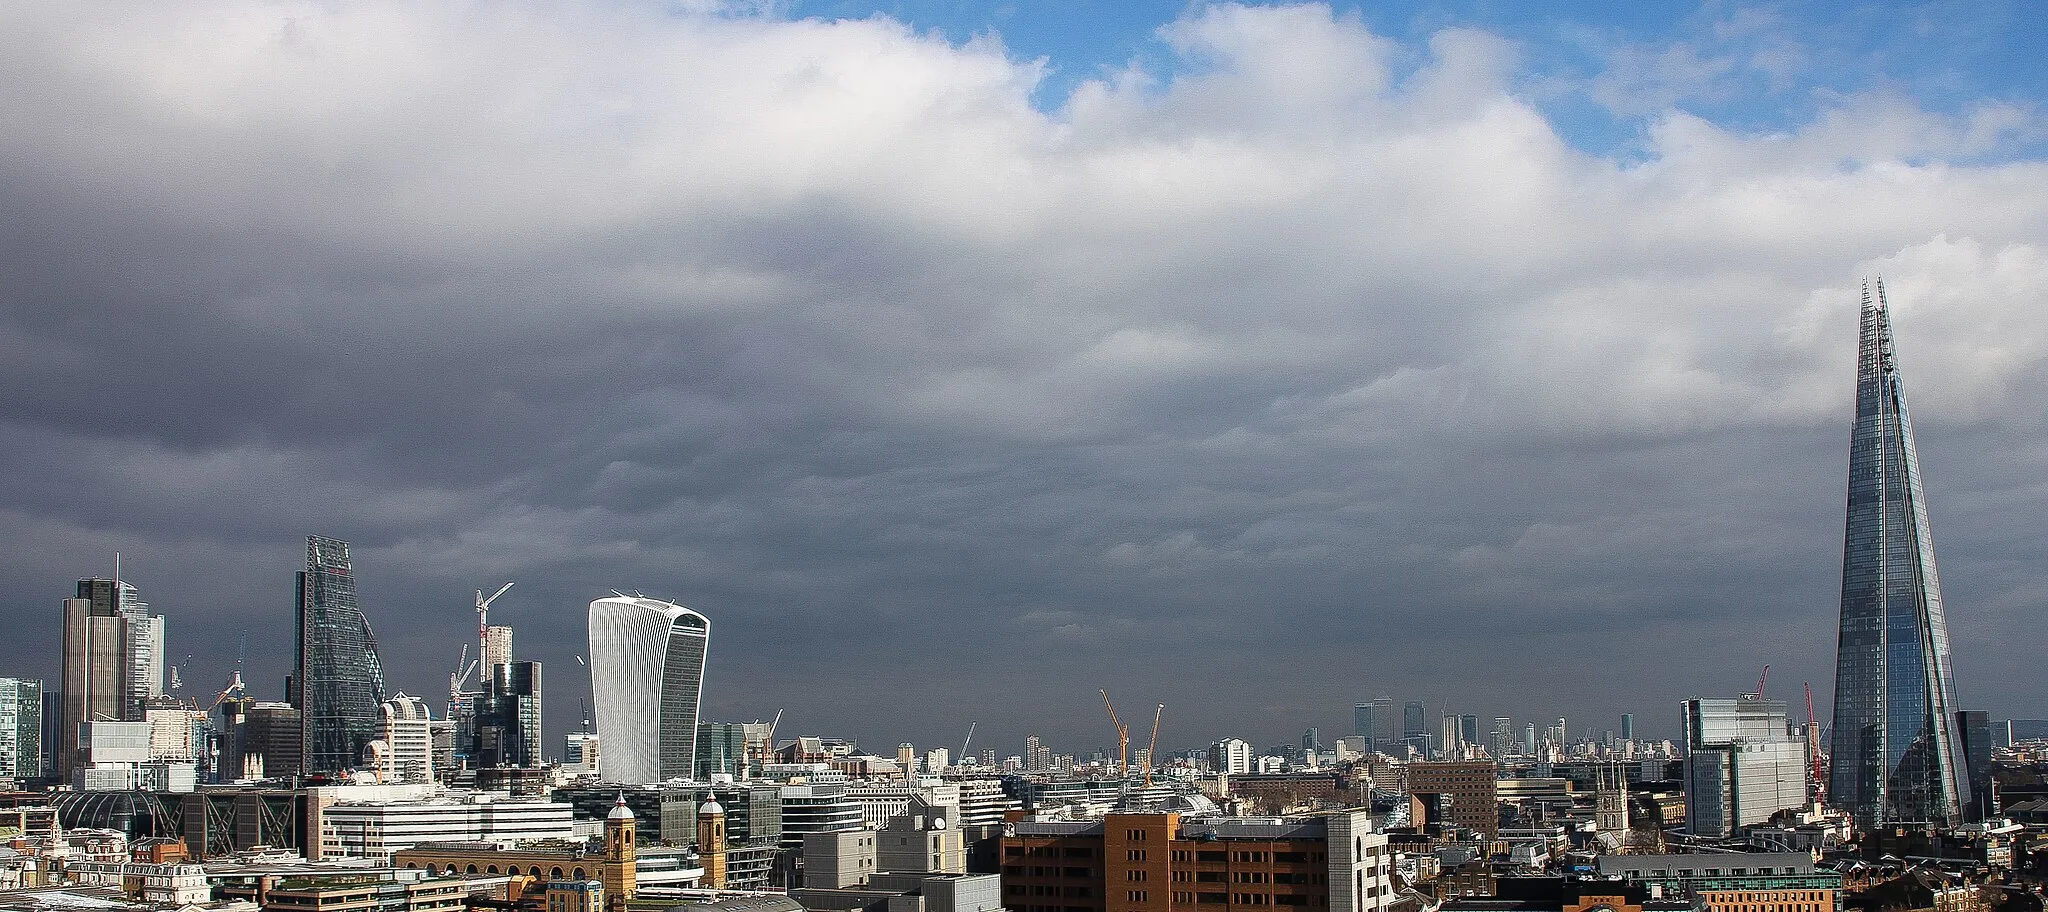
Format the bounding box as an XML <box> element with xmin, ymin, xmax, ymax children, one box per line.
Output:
<box><xmin>1828</xmin><ymin>277</ymin><xmax>1970</xmax><ymax>827</ymax></box>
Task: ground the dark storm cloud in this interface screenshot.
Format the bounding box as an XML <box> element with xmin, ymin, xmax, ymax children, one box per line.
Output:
<box><xmin>1</xmin><ymin>2</ymin><xmax>2045</xmax><ymax>755</ymax></box>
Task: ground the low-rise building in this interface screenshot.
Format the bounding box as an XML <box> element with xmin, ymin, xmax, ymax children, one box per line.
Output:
<box><xmin>320</xmin><ymin>790</ymin><xmax>574</xmax><ymax>859</ymax></box>
<box><xmin>1594</xmin><ymin>853</ymin><xmax>1841</xmax><ymax>912</ymax></box>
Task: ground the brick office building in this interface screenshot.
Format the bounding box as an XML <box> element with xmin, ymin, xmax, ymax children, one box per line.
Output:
<box><xmin>1001</xmin><ymin>810</ymin><xmax>1392</xmax><ymax>912</ymax></box>
<box><xmin>1405</xmin><ymin>762</ymin><xmax>1498</xmax><ymax>841</ymax></box>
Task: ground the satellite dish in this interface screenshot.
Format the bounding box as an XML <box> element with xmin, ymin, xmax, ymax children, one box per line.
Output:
<box><xmin>931</xmin><ymin>816</ymin><xmax>948</xmax><ymax>830</ymax></box>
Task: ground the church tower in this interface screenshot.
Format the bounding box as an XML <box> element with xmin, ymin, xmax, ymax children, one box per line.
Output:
<box><xmin>1595</xmin><ymin>761</ymin><xmax>1630</xmax><ymax>849</ymax></box>
<box><xmin>603</xmin><ymin>794</ymin><xmax>637</xmax><ymax>912</ymax></box>
<box><xmin>697</xmin><ymin>797</ymin><xmax>727</xmax><ymax>889</ymax></box>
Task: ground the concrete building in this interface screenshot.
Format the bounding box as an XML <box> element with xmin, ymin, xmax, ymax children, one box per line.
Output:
<box><xmin>565</xmin><ymin>731</ymin><xmax>600</xmax><ymax>776</ymax></box>
<box><xmin>877</xmin><ymin>797</ymin><xmax>965</xmax><ymax>875</ymax></box>
<box><xmin>379</xmin><ymin>693</ymin><xmax>435</xmax><ymax>784</ymax></box>
<box><xmin>318</xmin><ymin>789</ymin><xmax>575</xmax><ymax>859</ymax></box>
<box><xmin>73</xmin><ymin>720</ymin><xmax>196</xmax><ymax>792</ymax></box>
<box><xmin>1002</xmin><ymin>809</ymin><xmax>1391</xmax><ymax>912</ymax></box>
<box><xmin>781</xmin><ymin>782</ymin><xmax>867</xmax><ymax>850</ymax></box>
<box><xmin>1207</xmin><ymin>739</ymin><xmax>1253</xmax><ymax>775</ymax></box>
<box><xmin>805</xmin><ymin>829</ymin><xmax>879</xmax><ymax>888</ymax></box>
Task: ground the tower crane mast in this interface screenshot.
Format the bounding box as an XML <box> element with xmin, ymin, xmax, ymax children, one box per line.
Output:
<box><xmin>1144</xmin><ymin>704</ymin><xmax>1164</xmax><ymax>788</ymax></box>
<box><xmin>1101</xmin><ymin>689</ymin><xmax>1130</xmax><ymax>779</ymax></box>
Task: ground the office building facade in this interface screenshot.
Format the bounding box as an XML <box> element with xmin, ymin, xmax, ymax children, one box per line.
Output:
<box><xmin>295</xmin><ymin>535</ymin><xmax>389</xmax><ymax>775</ymax></box>
<box><xmin>59</xmin><ymin>578</ymin><xmax>142</xmax><ymax>778</ymax></box>
<box><xmin>476</xmin><ymin>661</ymin><xmax>543</xmax><ymax>768</ymax></box>
<box><xmin>1827</xmin><ymin>279</ymin><xmax>1971</xmax><ymax>827</ymax></box>
<box><xmin>0</xmin><ymin>677</ymin><xmax>42</xmax><ymax>784</ymax></box>
<box><xmin>1685</xmin><ymin>697</ymin><xmax>1807</xmax><ymax>838</ymax></box>
<box><xmin>587</xmin><ymin>596</ymin><xmax>709</xmax><ymax>784</ymax></box>
<box><xmin>1001</xmin><ymin>809</ymin><xmax>1392</xmax><ymax>912</ymax></box>
<box><xmin>1406</xmin><ymin>760</ymin><xmax>1500</xmax><ymax>840</ymax></box>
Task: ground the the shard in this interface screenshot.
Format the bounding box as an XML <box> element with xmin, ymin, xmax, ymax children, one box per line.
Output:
<box><xmin>1828</xmin><ymin>278</ymin><xmax>1970</xmax><ymax>827</ymax></box>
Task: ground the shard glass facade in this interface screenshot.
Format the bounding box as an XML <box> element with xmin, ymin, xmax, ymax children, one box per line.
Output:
<box><xmin>1828</xmin><ymin>279</ymin><xmax>1970</xmax><ymax>827</ymax></box>
<box><xmin>295</xmin><ymin>535</ymin><xmax>387</xmax><ymax>775</ymax></box>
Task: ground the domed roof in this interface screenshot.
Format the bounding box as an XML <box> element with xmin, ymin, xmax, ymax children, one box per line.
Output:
<box><xmin>699</xmin><ymin>798</ymin><xmax>725</xmax><ymax>816</ymax></box>
<box><xmin>607</xmin><ymin>794</ymin><xmax>636</xmax><ymax>821</ymax></box>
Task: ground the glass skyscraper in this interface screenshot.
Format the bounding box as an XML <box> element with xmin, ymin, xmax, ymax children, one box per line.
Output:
<box><xmin>588</xmin><ymin>595</ymin><xmax>709</xmax><ymax>784</ymax></box>
<box><xmin>1828</xmin><ymin>279</ymin><xmax>1970</xmax><ymax>827</ymax></box>
<box><xmin>294</xmin><ymin>535</ymin><xmax>388</xmax><ymax>775</ymax></box>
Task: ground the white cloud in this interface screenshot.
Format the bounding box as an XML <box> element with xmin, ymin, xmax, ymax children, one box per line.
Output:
<box><xmin>2</xmin><ymin>1</ymin><xmax>2046</xmax><ymax>740</ymax></box>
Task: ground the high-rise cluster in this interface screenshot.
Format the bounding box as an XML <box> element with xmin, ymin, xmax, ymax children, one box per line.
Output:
<box><xmin>57</xmin><ymin>574</ymin><xmax>165</xmax><ymax>779</ymax></box>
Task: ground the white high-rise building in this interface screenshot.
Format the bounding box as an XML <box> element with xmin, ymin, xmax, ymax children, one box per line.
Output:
<box><xmin>1208</xmin><ymin>738</ymin><xmax>1253</xmax><ymax>775</ymax></box>
<box><xmin>379</xmin><ymin>693</ymin><xmax>434</xmax><ymax>784</ymax></box>
<box><xmin>1683</xmin><ymin>695</ymin><xmax>1807</xmax><ymax>837</ymax></box>
<box><xmin>120</xmin><ymin>589</ymin><xmax>165</xmax><ymax>717</ymax></box>
<box><xmin>587</xmin><ymin>596</ymin><xmax>709</xmax><ymax>785</ymax></box>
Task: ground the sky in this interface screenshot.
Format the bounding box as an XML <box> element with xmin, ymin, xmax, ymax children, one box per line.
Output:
<box><xmin>3</xmin><ymin>1</ymin><xmax>2046</xmax><ymax>761</ymax></box>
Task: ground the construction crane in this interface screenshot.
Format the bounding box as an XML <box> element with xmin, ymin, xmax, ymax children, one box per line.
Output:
<box><xmin>959</xmin><ymin>720</ymin><xmax>976</xmax><ymax>763</ymax></box>
<box><xmin>205</xmin><ymin>671</ymin><xmax>247</xmax><ymax>714</ymax></box>
<box><xmin>1143</xmin><ymin>703</ymin><xmax>1164</xmax><ymax>787</ymax></box>
<box><xmin>1757</xmin><ymin>665</ymin><xmax>1769</xmax><ymax>700</ymax></box>
<box><xmin>446</xmin><ymin>643</ymin><xmax>480</xmax><ymax>725</ymax></box>
<box><xmin>1101</xmin><ymin>689</ymin><xmax>1130</xmax><ymax>779</ymax></box>
<box><xmin>1804</xmin><ymin>682</ymin><xmax>1827</xmax><ymax>802</ymax></box>
<box><xmin>476</xmin><ymin>582</ymin><xmax>514</xmax><ymax>661</ymax></box>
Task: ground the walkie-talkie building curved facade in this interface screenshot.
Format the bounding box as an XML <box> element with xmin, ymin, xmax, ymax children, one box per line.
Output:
<box><xmin>1828</xmin><ymin>278</ymin><xmax>1970</xmax><ymax>827</ymax></box>
<box><xmin>588</xmin><ymin>596</ymin><xmax>708</xmax><ymax>784</ymax></box>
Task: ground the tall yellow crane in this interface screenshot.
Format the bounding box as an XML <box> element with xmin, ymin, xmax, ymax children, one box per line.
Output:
<box><xmin>1101</xmin><ymin>689</ymin><xmax>1130</xmax><ymax>779</ymax></box>
<box><xmin>1144</xmin><ymin>703</ymin><xmax>1164</xmax><ymax>787</ymax></box>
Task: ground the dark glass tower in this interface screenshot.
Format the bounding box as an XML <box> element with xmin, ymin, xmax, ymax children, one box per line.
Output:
<box><xmin>294</xmin><ymin>536</ymin><xmax>387</xmax><ymax>775</ymax></box>
<box><xmin>1828</xmin><ymin>279</ymin><xmax>1969</xmax><ymax>827</ymax></box>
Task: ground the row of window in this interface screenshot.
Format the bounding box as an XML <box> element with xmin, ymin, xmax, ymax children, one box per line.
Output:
<box><xmin>1158</xmin><ymin>893</ymin><xmax>1326</xmax><ymax>907</ymax></box>
<box><xmin>1009</xmin><ymin>846</ymin><xmax>1097</xmax><ymax>858</ymax></box>
<box><xmin>403</xmin><ymin>862</ymin><xmax>589</xmax><ymax>879</ymax></box>
<box><xmin>1007</xmin><ymin>884</ymin><xmax>1096</xmax><ymax>898</ymax></box>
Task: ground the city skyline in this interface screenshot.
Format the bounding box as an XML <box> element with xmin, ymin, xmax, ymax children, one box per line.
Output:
<box><xmin>1</xmin><ymin>2</ymin><xmax>2046</xmax><ymax>754</ymax></box>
